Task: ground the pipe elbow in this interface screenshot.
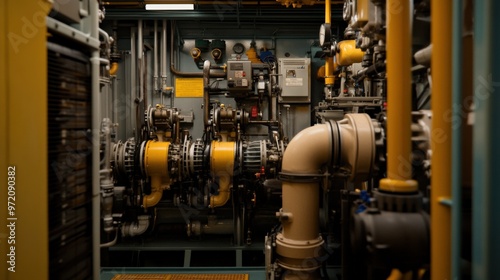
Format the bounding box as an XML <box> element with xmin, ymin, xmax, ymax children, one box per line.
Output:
<box><xmin>121</xmin><ymin>215</ymin><xmax>150</xmax><ymax>237</ymax></box>
<box><xmin>209</xmin><ymin>188</ymin><xmax>231</xmax><ymax>208</ymax></box>
<box><xmin>143</xmin><ymin>189</ymin><xmax>163</xmax><ymax>208</ymax></box>
<box><xmin>282</xmin><ymin>123</ymin><xmax>333</xmax><ymax>174</ymax></box>
<box><xmin>143</xmin><ymin>176</ymin><xmax>165</xmax><ymax>208</ymax></box>
<box><xmin>109</xmin><ymin>62</ymin><xmax>119</xmax><ymax>75</ymax></box>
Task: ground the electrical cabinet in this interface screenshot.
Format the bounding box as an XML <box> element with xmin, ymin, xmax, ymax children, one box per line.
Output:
<box><xmin>278</xmin><ymin>58</ymin><xmax>311</xmax><ymax>103</ymax></box>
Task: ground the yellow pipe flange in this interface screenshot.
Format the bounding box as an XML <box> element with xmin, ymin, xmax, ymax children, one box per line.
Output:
<box><xmin>379</xmin><ymin>178</ymin><xmax>418</xmax><ymax>193</ymax></box>
<box><xmin>143</xmin><ymin>140</ymin><xmax>171</xmax><ymax>208</ymax></box>
<box><xmin>336</xmin><ymin>40</ymin><xmax>365</xmax><ymax>66</ymax></box>
<box><xmin>210</xmin><ymin>141</ymin><xmax>236</xmax><ymax>208</ymax></box>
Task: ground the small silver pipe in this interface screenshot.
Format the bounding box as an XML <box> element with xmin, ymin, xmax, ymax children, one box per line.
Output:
<box><xmin>137</xmin><ymin>20</ymin><xmax>144</xmax><ymax>102</ymax></box>
<box><xmin>130</xmin><ymin>28</ymin><xmax>136</xmax><ymax>137</ymax></box>
<box><xmin>100</xmin><ymin>229</ymin><xmax>118</xmax><ymax>248</ymax></box>
<box><xmin>154</xmin><ymin>20</ymin><xmax>158</xmax><ymax>92</ymax></box>
<box><xmin>162</xmin><ymin>19</ymin><xmax>167</xmax><ymax>90</ymax></box>
<box><xmin>203</xmin><ymin>60</ymin><xmax>211</xmax><ymax>127</ymax></box>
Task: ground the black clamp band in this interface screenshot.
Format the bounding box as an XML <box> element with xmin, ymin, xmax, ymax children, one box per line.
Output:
<box><xmin>279</xmin><ymin>172</ymin><xmax>323</xmax><ymax>183</ymax></box>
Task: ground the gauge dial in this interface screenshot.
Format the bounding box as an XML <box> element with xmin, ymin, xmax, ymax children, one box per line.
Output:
<box><xmin>319</xmin><ymin>23</ymin><xmax>332</xmax><ymax>49</ymax></box>
<box><xmin>232</xmin><ymin>43</ymin><xmax>245</xmax><ymax>54</ymax></box>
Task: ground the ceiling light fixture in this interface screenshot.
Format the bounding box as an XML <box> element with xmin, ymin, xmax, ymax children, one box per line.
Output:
<box><xmin>145</xmin><ymin>4</ymin><xmax>194</xmax><ymax>10</ymax></box>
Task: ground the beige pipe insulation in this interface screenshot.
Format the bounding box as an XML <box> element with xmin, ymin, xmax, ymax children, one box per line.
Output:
<box><xmin>276</xmin><ymin>113</ymin><xmax>375</xmax><ymax>277</ymax></box>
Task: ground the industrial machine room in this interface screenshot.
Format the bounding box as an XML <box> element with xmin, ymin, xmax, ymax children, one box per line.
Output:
<box><xmin>2</xmin><ymin>0</ymin><xmax>500</xmax><ymax>280</ymax></box>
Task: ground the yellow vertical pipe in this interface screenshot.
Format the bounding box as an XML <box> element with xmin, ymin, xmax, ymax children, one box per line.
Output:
<box><xmin>324</xmin><ymin>0</ymin><xmax>335</xmax><ymax>85</ymax></box>
<box><xmin>431</xmin><ymin>0</ymin><xmax>452</xmax><ymax>279</ymax></box>
<box><xmin>379</xmin><ymin>0</ymin><xmax>417</xmax><ymax>193</ymax></box>
<box><xmin>1</xmin><ymin>1</ymin><xmax>51</xmax><ymax>279</ymax></box>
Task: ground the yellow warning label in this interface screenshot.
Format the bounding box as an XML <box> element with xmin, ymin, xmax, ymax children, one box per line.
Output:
<box><xmin>175</xmin><ymin>78</ymin><xmax>203</xmax><ymax>98</ymax></box>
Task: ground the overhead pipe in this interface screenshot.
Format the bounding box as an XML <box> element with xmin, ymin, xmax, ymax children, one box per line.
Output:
<box><xmin>431</xmin><ymin>0</ymin><xmax>452</xmax><ymax>279</ymax></box>
<box><xmin>276</xmin><ymin>114</ymin><xmax>375</xmax><ymax>278</ymax></box>
<box><xmin>379</xmin><ymin>0</ymin><xmax>417</xmax><ymax>192</ymax></box>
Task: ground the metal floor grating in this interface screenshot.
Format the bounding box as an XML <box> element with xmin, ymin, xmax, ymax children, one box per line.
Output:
<box><xmin>112</xmin><ymin>274</ymin><xmax>249</xmax><ymax>280</ymax></box>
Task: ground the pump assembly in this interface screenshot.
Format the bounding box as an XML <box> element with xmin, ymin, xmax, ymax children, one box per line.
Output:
<box><xmin>94</xmin><ymin>0</ymin><xmax>437</xmax><ymax>279</ymax></box>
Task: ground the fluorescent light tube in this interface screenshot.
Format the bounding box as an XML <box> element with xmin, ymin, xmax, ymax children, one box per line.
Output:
<box><xmin>145</xmin><ymin>4</ymin><xmax>194</xmax><ymax>10</ymax></box>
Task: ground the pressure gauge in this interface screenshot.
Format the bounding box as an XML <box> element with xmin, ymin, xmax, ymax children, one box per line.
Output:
<box><xmin>343</xmin><ymin>0</ymin><xmax>352</xmax><ymax>21</ymax></box>
<box><xmin>319</xmin><ymin>23</ymin><xmax>332</xmax><ymax>49</ymax></box>
<box><xmin>233</xmin><ymin>43</ymin><xmax>245</xmax><ymax>54</ymax></box>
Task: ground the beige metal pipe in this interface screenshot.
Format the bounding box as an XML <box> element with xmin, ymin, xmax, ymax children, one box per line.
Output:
<box><xmin>280</xmin><ymin>124</ymin><xmax>332</xmax><ymax>237</ymax></box>
<box><xmin>276</xmin><ymin>124</ymin><xmax>332</xmax><ymax>274</ymax></box>
<box><xmin>276</xmin><ymin>113</ymin><xmax>375</xmax><ymax>275</ymax></box>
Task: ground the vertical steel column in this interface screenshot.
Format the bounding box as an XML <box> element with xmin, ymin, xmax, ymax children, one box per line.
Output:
<box><xmin>473</xmin><ymin>0</ymin><xmax>500</xmax><ymax>279</ymax></box>
<box><xmin>451</xmin><ymin>0</ymin><xmax>463</xmax><ymax>279</ymax></box>
<box><xmin>89</xmin><ymin>0</ymin><xmax>101</xmax><ymax>278</ymax></box>
<box><xmin>431</xmin><ymin>0</ymin><xmax>452</xmax><ymax>279</ymax></box>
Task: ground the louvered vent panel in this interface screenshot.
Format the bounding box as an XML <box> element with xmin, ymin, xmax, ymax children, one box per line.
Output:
<box><xmin>48</xmin><ymin>41</ymin><xmax>93</xmax><ymax>280</ymax></box>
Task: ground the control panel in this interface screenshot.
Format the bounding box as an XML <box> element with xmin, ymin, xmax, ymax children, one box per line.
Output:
<box><xmin>227</xmin><ymin>60</ymin><xmax>253</xmax><ymax>93</ymax></box>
